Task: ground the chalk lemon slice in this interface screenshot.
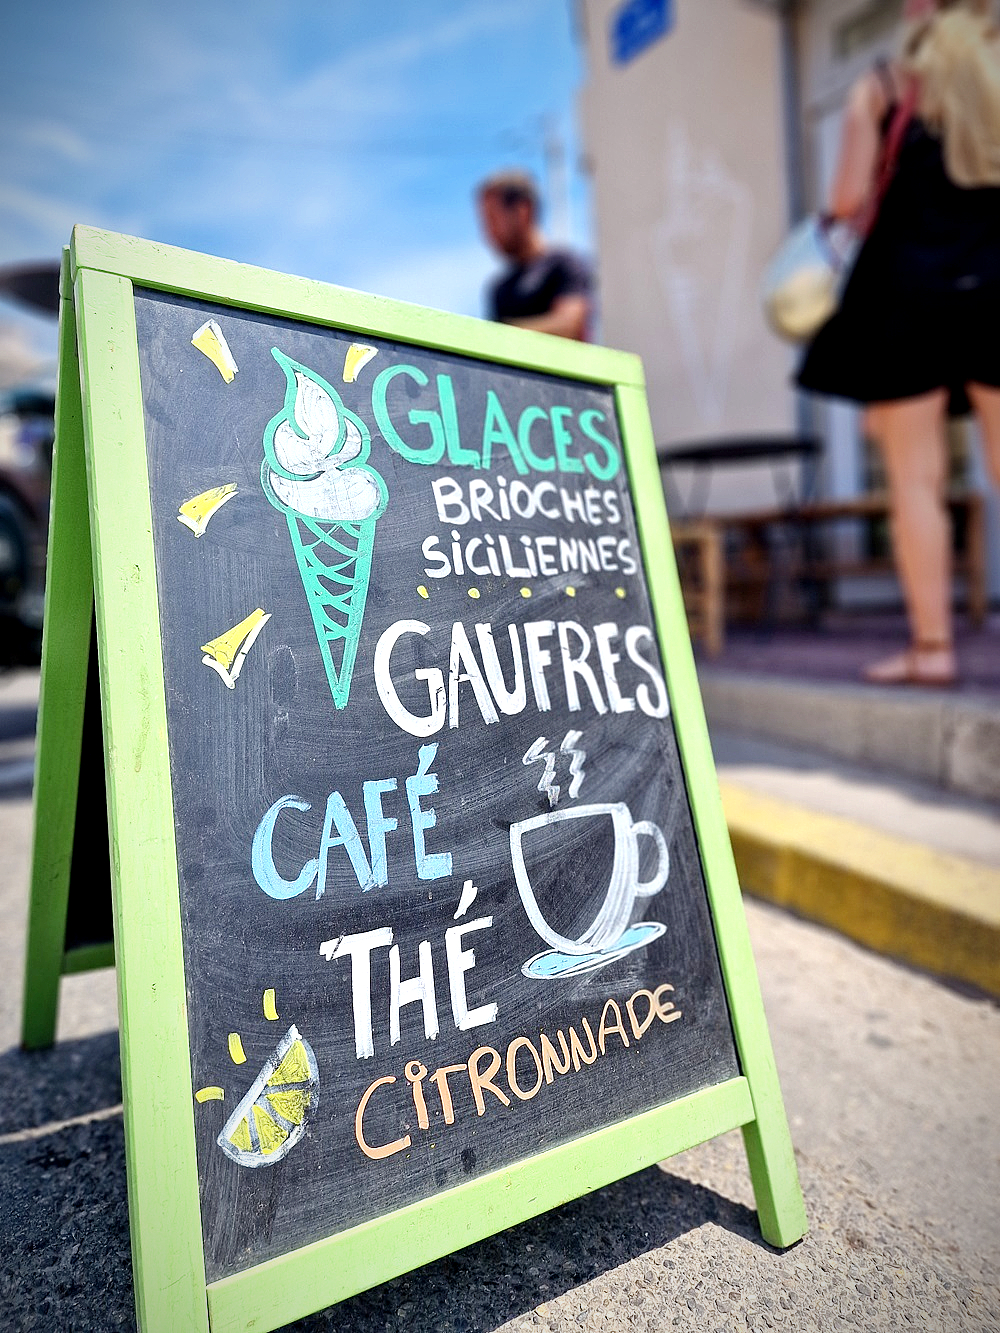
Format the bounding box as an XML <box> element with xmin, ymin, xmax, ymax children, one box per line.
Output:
<box><xmin>178</xmin><ymin>483</ymin><xmax>237</xmax><ymax>537</ymax></box>
<box><xmin>217</xmin><ymin>1024</ymin><xmax>319</xmax><ymax>1168</ymax></box>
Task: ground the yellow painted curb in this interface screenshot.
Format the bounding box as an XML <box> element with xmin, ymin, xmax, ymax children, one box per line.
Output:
<box><xmin>720</xmin><ymin>781</ymin><xmax>1000</xmax><ymax>997</ymax></box>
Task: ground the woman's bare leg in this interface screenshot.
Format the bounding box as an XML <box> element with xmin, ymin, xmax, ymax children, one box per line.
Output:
<box><xmin>863</xmin><ymin>389</ymin><xmax>956</xmax><ymax>682</ymax></box>
<box><xmin>967</xmin><ymin>382</ymin><xmax>1000</xmax><ymax>491</ymax></box>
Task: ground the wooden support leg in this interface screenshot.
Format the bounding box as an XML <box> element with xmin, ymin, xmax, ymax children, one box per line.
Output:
<box><xmin>21</xmin><ymin>271</ymin><xmax>95</xmax><ymax>1050</ymax></box>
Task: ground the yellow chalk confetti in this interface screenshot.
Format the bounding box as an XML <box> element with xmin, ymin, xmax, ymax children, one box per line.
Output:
<box><xmin>228</xmin><ymin>1033</ymin><xmax>247</xmax><ymax>1065</ymax></box>
<box><xmin>202</xmin><ymin>608</ymin><xmax>268</xmax><ymax>672</ymax></box>
<box><xmin>195</xmin><ymin>1086</ymin><xmax>225</xmax><ymax>1103</ymax></box>
<box><xmin>263</xmin><ymin>989</ymin><xmax>279</xmax><ymax>1021</ymax></box>
<box><xmin>201</xmin><ymin>608</ymin><xmax>270</xmax><ymax>688</ymax></box>
<box><xmin>565</xmin><ymin>586</ymin><xmax>576</xmax><ymax>597</ymax></box>
<box><xmin>468</xmin><ymin>588</ymin><xmax>480</xmax><ymax>599</ymax></box>
<box><xmin>191</xmin><ymin>319</ymin><xmax>238</xmax><ymax>382</ymax></box>
<box><xmin>417</xmin><ymin>585</ymin><xmax>429</xmax><ymax>599</ymax></box>
<box><xmin>343</xmin><ymin>343</ymin><xmax>377</xmax><ymax>383</ymax></box>
<box><xmin>615</xmin><ymin>587</ymin><xmax>627</xmax><ymax>599</ymax></box>
<box><xmin>520</xmin><ymin>587</ymin><xmax>532</xmax><ymax>598</ymax></box>
<box><xmin>177</xmin><ymin>483</ymin><xmax>237</xmax><ymax>537</ymax></box>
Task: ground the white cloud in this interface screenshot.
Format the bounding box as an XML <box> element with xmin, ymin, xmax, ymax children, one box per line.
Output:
<box><xmin>0</xmin><ymin>184</ymin><xmax>81</xmax><ymax>253</ymax></box>
<box><xmin>352</xmin><ymin>238</ymin><xmax>494</xmax><ymax>317</ymax></box>
<box><xmin>311</xmin><ymin>0</ymin><xmax>536</xmax><ymax>93</ymax></box>
<box><xmin>21</xmin><ymin>122</ymin><xmax>93</xmax><ymax>165</ymax></box>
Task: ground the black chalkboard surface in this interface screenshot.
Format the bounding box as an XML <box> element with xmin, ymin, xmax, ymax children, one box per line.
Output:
<box><xmin>133</xmin><ymin>289</ymin><xmax>740</xmax><ymax>1280</ymax></box>
<box><xmin>32</xmin><ymin>228</ymin><xmax>803</xmax><ymax>1331</ymax></box>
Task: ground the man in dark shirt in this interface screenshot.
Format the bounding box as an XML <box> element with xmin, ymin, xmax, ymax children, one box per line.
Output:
<box><xmin>477</xmin><ymin>169</ymin><xmax>593</xmax><ymax>340</ymax></box>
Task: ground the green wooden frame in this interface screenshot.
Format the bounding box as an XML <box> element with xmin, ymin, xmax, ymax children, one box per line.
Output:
<box><xmin>28</xmin><ymin>225</ymin><xmax>805</xmax><ymax>1332</ymax></box>
<box><xmin>20</xmin><ymin>252</ymin><xmax>115</xmax><ymax>1053</ymax></box>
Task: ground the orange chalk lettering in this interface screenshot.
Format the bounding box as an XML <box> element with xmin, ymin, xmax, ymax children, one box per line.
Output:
<box><xmin>568</xmin><ymin>1019</ymin><xmax>598</xmax><ymax>1070</ymax></box>
<box><xmin>355</xmin><ymin>1076</ymin><xmax>410</xmax><ymax>1160</ymax></box>
<box><xmin>597</xmin><ymin>999</ymin><xmax>630</xmax><ymax>1054</ymax></box>
<box><xmin>467</xmin><ymin>1046</ymin><xmax>511</xmax><ymax>1115</ymax></box>
<box><xmin>627</xmin><ymin>988</ymin><xmax>657</xmax><ymax>1039</ymax></box>
<box><xmin>506</xmin><ymin>1036</ymin><xmax>544</xmax><ymax>1101</ymax></box>
<box><xmin>653</xmin><ymin>984</ymin><xmax>681</xmax><ymax>1023</ymax></box>
<box><xmin>405</xmin><ymin>1060</ymin><xmax>430</xmax><ymax>1130</ymax></box>
<box><xmin>539</xmin><ymin>1030</ymin><xmax>571</xmax><ymax>1082</ymax></box>
<box><xmin>429</xmin><ymin>1063</ymin><xmax>468</xmax><ymax>1125</ymax></box>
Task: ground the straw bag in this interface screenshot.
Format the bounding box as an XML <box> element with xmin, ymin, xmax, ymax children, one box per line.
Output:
<box><xmin>761</xmin><ymin>215</ymin><xmax>858</xmax><ymax>342</ymax></box>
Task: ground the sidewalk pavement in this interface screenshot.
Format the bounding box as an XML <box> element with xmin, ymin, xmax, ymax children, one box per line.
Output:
<box><xmin>2</xmin><ymin>662</ymin><xmax>999</xmax><ymax>1329</ymax></box>
<box><xmin>698</xmin><ymin>611</ymin><xmax>1000</xmax><ymax>802</ymax></box>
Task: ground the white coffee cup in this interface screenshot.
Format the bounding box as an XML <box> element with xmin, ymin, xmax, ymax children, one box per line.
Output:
<box><xmin>509</xmin><ymin>801</ymin><xmax>669</xmax><ymax>956</ymax></box>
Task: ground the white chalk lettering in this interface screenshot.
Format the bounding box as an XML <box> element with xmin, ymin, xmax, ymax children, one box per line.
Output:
<box><xmin>373</xmin><ymin>617</ymin><xmax>669</xmax><ymax>735</ymax></box>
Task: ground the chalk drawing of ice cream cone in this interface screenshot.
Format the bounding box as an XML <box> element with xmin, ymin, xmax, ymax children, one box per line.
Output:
<box><xmin>261</xmin><ymin>348</ymin><xmax>387</xmax><ymax>709</ymax></box>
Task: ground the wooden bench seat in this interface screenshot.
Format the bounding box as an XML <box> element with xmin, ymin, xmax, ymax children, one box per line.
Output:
<box><xmin>671</xmin><ymin>489</ymin><xmax>987</xmax><ymax>653</ymax></box>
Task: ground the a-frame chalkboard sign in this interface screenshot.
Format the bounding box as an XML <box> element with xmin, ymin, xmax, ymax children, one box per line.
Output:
<box><xmin>23</xmin><ymin>226</ymin><xmax>806</xmax><ymax>1332</ymax></box>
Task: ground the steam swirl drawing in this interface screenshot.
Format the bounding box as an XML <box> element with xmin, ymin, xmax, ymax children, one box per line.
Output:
<box><xmin>262</xmin><ymin>349</ymin><xmax>388</xmax><ymax>709</ymax></box>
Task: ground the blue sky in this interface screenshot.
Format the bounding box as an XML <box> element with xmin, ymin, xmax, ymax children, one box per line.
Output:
<box><xmin>0</xmin><ymin>0</ymin><xmax>592</xmax><ymax>386</ymax></box>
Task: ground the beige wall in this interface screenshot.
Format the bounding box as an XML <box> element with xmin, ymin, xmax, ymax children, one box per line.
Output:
<box><xmin>579</xmin><ymin>0</ymin><xmax>796</xmax><ymax>464</ymax></box>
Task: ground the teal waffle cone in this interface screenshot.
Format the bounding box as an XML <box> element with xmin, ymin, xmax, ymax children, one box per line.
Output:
<box><xmin>285</xmin><ymin>510</ymin><xmax>377</xmax><ymax>709</ymax></box>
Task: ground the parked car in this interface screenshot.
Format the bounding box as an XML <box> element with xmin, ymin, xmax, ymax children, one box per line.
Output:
<box><xmin>0</xmin><ymin>389</ymin><xmax>53</xmax><ymax>666</ymax></box>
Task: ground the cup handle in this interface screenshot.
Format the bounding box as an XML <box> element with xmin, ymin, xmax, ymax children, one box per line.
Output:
<box><xmin>630</xmin><ymin>820</ymin><xmax>669</xmax><ymax>898</ymax></box>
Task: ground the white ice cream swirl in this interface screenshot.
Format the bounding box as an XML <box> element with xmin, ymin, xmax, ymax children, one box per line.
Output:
<box><xmin>265</xmin><ymin>368</ymin><xmax>384</xmax><ymax>522</ymax></box>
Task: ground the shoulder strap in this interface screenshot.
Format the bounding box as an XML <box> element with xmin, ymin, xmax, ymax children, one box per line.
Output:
<box><xmin>860</xmin><ymin>72</ymin><xmax>920</xmax><ymax>236</ymax></box>
<box><xmin>873</xmin><ymin>57</ymin><xmax>897</xmax><ymax>108</ymax></box>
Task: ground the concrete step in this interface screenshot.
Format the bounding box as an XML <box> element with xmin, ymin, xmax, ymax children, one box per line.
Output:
<box><xmin>712</xmin><ymin>729</ymin><xmax>1000</xmax><ymax>997</ymax></box>
<box><xmin>701</xmin><ymin>667</ymin><xmax>1000</xmax><ymax>803</ymax></box>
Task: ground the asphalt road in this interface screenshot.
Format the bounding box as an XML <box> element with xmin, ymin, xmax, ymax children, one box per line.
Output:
<box><xmin>1</xmin><ymin>668</ymin><xmax>998</xmax><ymax>1332</ymax></box>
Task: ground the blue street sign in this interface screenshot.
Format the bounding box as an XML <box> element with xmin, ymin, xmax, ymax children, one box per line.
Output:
<box><xmin>610</xmin><ymin>0</ymin><xmax>674</xmax><ymax>66</ymax></box>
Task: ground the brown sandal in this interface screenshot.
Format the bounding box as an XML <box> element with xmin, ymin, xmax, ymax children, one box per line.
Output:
<box><xmin>862</xmin><ymin>640</ymin><xmax>957</xmax><ymax>687</ymax></box>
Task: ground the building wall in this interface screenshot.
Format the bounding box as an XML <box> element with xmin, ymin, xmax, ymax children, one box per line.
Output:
<box><xmin>578</xmin><ymin>0</ymin><xmax>796</xmax><ymax>491</ymax></box>
<box><xmin>579</xmin><ymin>0</ymin><xmax>999</xmax><ymax>597</ymax></box>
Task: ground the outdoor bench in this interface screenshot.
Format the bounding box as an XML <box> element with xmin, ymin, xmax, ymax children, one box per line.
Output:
<box><xmin>671</xmin><ymin>489</ymin><xmax>987</xmax><ymax>655</ymax></box>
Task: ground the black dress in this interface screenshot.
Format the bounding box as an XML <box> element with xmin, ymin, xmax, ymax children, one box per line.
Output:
<box><xmin>797</xmin><ymin>108</ymin><xmax>1000</xmax><ymax>416</ymax></box>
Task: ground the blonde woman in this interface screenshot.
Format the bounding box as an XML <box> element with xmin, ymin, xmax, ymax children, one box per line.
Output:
<box><xmin>798</xmin><ymin>0</ymin><xmax>1000</xmax><ymax>684</ymax></box>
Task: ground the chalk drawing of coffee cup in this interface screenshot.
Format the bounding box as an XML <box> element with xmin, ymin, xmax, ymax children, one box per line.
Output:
<box><xmin>510</xmin><ymin>802</ymin><xmax>670</xmax><ymax>979</ymax></box>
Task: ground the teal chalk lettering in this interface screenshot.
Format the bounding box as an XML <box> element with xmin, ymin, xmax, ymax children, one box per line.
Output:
<box><xmin>251</xmin><ymin>796</ymin><xmax>318</xmax><ymax>900</ymax></box>
<box><xmin>482</xmin><ymin>390</ymin><xmax>529</xmax><ymax>474</ymax></box>
<box><xmin>550</xmin><ymin>406</ymin><xmax>583</xmax><ymax>473</ymax></box>
<box><xmin>579</xmin><ymin>409</ymin><xmax>621</xmax><ymax>480</ymax></box>
<box><xmin>372</xmin><ymin>364</ymin><xmax>445</xmax><ymax>464</ymax></box>
<box><xmin>516</xmin><ymin>405</ymin><xmax>556</xmax><ymax>473</ymax></box>
<box><xmin>406</xmin><ymin>743</ymin><xmax>453</xmax><ymax>881</ymax></box>
<box><xmin>438</xmin><ymin>375</ymin><xmax>480</xmax><ymax>467</ymax></box>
